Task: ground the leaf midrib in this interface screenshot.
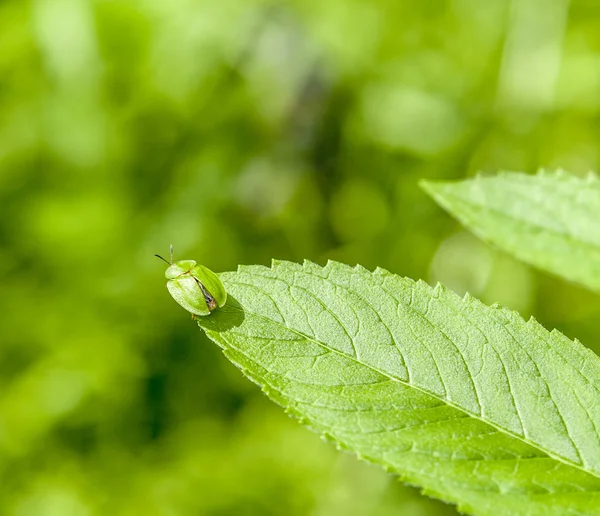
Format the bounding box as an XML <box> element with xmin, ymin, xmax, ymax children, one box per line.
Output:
<box><xmin>215</xmin><ymin>287</ymin><xmax>600</xmax><ymax>482</ymax></box>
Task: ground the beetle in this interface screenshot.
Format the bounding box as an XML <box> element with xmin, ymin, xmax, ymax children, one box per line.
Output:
<box><xmin>156</xmin><ymin>246</ymin><xmax>227</xmax><ymax>316</ymax></box>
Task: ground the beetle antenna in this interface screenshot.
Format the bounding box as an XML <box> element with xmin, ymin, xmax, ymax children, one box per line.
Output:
<box><xmin>169</xmin><ymin>244</ymin><xmax>174</xmax><ymax>264</ymax></box>
<box><xmin>154</xmin><ymin>254</ymin><xmax>170</xmax><ymax>265</ymax></box>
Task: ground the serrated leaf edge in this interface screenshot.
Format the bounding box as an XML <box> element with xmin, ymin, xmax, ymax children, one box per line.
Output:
<box><xmin>218</xmin><ymin>260</ymin><xmax>600</xmax><ymax>481</ymax></box>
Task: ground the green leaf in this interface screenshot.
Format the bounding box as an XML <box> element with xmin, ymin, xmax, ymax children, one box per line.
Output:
<box><xmin>193</xmin><ymin>260</ymin><xmax>600</xmax><ymax>516</ymax></box>
<box><xmin>421</xmin><ymin>171</ymin><xmax>600</xmax><ymax>293</ymax></box>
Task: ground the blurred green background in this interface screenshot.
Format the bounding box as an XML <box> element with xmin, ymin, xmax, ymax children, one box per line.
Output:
<box><xmin>2</xmin><ymin>0</ymin><xmax>600</xmax><ymax>514</ymax></box>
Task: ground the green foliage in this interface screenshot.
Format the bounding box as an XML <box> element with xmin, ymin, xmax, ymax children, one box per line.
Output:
<box><xmin>5</xmin><ymin>0</ymin><xmax>600</xmax><ymax>515</ymax></box>
<box><xmin>422</xmin><ymin>172</ymin><xmax>600</xmax><ymax>293</ymax></box>
<box><xmin>185</xmin><ymin>260</ymin><xmax>600</xmax><ymax>515</ymax></box>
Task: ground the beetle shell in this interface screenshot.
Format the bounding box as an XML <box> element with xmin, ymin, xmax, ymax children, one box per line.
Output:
<box><xmin>165</xmin><ymin>260</ymin><xmax>227</xmax><ymax>316</ymax></box>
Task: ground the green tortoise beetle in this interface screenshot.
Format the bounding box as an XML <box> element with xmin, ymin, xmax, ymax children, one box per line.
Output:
<box><xmin>156</xmin><ymin>245</ymin><xmax>227</xmax><ymax>316</ymax></box>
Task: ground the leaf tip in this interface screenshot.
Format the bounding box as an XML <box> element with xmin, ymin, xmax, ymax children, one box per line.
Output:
<box><xmin>323</xmin><ymin>259</ymin><xmax>336</xmax><ymax>269</ymax></box>
<box><xmin>586</xmin><ymin>170</ymin><xmax>600</xmax><ymax>183</ymax></box>
<box><xmin>373</xmin><ymin>266</ymin><xmax>392</xmax><ymax>277</ymax></box>
<box><xmin>431</xmin><ymin>282</ymin><xmax>445</xmax><ymax>297</ymax></box>
<box><xmin>419</xmin><ymin>178</ymin><xmax>447</xmax><ymax>199</ymax></box>
<box><xmin>418</xmin><ymin>178</ymin><xmax>434</xmax><ymax>191</ymax></box>
<box><xmin>270</xmin><ymin>258</ymin><xmax>284</xmax><ymax>269</ymax></box>
<box><xmin>354</xmin><ymin>263</ymin><xmax>370</xmax><ymax>274</ymax></box>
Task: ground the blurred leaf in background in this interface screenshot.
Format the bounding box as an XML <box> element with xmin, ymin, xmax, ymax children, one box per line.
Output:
<box><xmin>1</xmin><ymin>0</ymin><xmax>600</xmax><ymax>514</ymax></box>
